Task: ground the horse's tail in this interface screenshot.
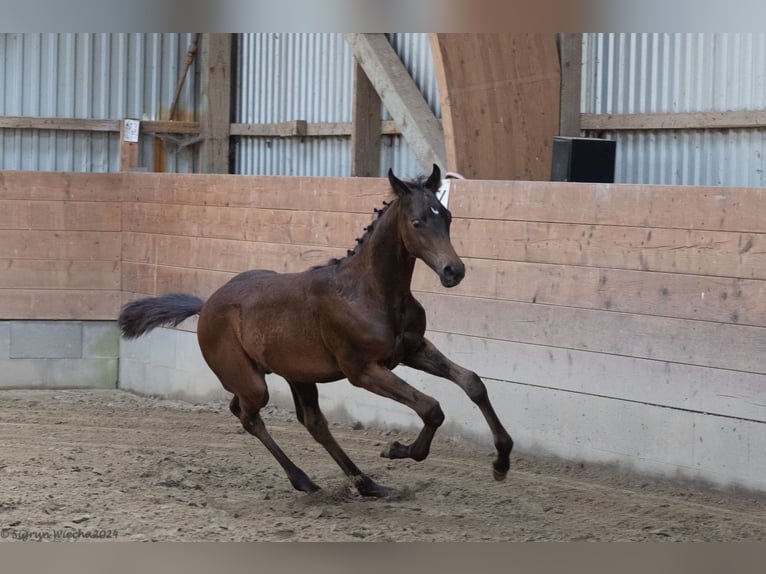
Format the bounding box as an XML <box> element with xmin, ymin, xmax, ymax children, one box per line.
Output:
<box><xmin>118</xmin><ymin>293</ymin><xmax>205</xmax><ymax>339</ymax></box>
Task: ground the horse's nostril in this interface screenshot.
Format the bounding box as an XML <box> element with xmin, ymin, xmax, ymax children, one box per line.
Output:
<box><xmin>442</xmin><ymin>263</ymin><xmax>465</xmax><ymax>285</ymax></box>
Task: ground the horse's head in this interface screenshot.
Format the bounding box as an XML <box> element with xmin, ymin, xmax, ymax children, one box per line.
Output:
<box><xmin>388</xmin><ymin>165</ymin><xmax>465</xmax><ymax>288</ymax></box>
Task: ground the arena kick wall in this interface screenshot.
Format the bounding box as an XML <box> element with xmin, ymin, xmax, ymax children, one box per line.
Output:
<box><xmin>1</xmin><ymin>170</ymin><xmax>765</xmax><ymax>492</ymax></box>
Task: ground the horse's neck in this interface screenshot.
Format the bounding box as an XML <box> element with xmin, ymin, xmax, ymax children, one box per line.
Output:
<box><xmin>349</xmin><ymin>207</ymin><xmax>415</xmax><ymax>300</ymax></box>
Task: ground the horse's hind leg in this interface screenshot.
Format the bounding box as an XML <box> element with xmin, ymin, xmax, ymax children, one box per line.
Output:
<box><xmin>404</xmin><ymin>338</ymin><xmax>513</xmax><ymax>481</ymax></box>
<box><xmin>288</xmin><ymin>381</ymin><xmax>392</xmax><ymax>497</ymax></box>
<box><xmin>204</xmin><ymin>348</ymin><xmax>320</xmax><ymax>494</ymax></box>
<box><xmin>238</xmin><ymin>401</ymin><xmax>321</xmax><ymax>494</ymax></box>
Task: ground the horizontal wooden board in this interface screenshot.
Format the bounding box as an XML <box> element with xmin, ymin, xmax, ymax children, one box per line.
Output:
<box><xmin>123</xmin><ymin>203</ymin><xmax>372</xmax><ymax>246</ymax></box>
<box><xmin>448</xmin><ymin>180</ymin><xmax>766</xmax><ymax>233</ymax></box>
<box><xmin>121</xmin><ymin>263</ymin><xmax>235</xmax><ymax>299</ymax></box>
<box><xmin>122</xmin><ymin>249</ymin><xmax>354</xmax><ymax>298</ymax></box>
<box><xmin>122</xmin><ymin>234</ymin><xmax>343</xmax><ymax>273</ymax></box>
<box><xmin>581</xmin><ymin>109</ymin><xmax>766</xmax><ymax>131</ymax></box>
<box><xmin>0</xmin><ymin>231</ymin><xmax>121</xmax><ymax>261</ymax></box>
<box><xmin>423</xmin><ymin>331</ymin><xmax>766</xmax><ymax>424</ymax></box>
<box><xmin>452</xmin><ymin>219</ymin><xmax>766</xmax><ymax>280</ymax></box>
<box><xmin>0</xmin><ymin>200</ymin><xmax>121</xmax><ymax>231</ymax></box>
<box><xmin>0</xmin><ymin>116</ymin><xmax>198</xmax><ymax>134</ymax></box>
<box><xmin>413</xmin><ymin>259</ymin><xmax>766</xmax><ymax>327</ymax></box>
<box><xmin>0</xmin><ymin>171</ymin><xmax>122</xmax><ymax>202</ymax></box>
<box><xmin>5</xmin><ymin>171</ymin><xmax>766</xmax><ymax>234</ymax></box>
<box><xmin>0</xmin><ymin>290</ymin><xmax>121</xmax><ymax>320</ymax></box>
<box><xmin>416</xmin><ymin>292</ymin><xmax>766</xmax><ymax>374</ymax></box>
<box><xmin>123</xmin><ymin>173</ymin><xmax>392</xmax><ymax>213</ymax></box>
<box><xmin>231</xmin><ymin>120</ymin><xmax>401</xmax><ymax>137</ymax></box>
<box><xmin>0</xmin><ymin>260</ymin><xmax>120</xmax><ymax>290</ymax></box>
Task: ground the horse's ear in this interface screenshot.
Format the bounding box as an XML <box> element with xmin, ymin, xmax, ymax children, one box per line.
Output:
<box><xmin>424</xmin><ymin>164</ymin><xmax>441</xmax><ymax>193</ymax></box>
<box><xmin>388</xmin><ymin>168</ymin><xmax>410</xmax><ymax>197</ymax></box>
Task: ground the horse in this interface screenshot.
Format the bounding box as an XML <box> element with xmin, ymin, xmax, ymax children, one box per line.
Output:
<box><xmin>118</xmin><ymin>165</ymin><xmax>513</xmax><ymax>497</ymax></box>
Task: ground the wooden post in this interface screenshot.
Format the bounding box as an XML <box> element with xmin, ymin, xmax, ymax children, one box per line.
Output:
<box><xmin>119</xmin><ymin>119</ymin><xmax>140</xmax><ymax>171</ymax></box>
<box><xmin>558</xmin><ymin>33</ymin><xmax>583</xmax><ymax>137</ymax></box>
<box><xmin>199</xmin><ymin>33</ymin><xmax>233</xmax><ymax>174</ymax></box>
<box><xmin>350</xmin><ymin>59</ymin><xmax>382</xmax><ymax>177</ymax></box>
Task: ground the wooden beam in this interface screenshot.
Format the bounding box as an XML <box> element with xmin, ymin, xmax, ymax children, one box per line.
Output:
<box><xmin>344</xmin><ymin>33</ymin><xmax>446</xmax><ymax>172</ymax></box>
<box><xmin>141</xmin><ymin>120</ymin><xmax>199</xmax><ymax>134</ymax></box>
<box><xmin>350</xmin><ymin>59</ymin><xmax>382</xmax><ymax>177</ymax></box>
<box><xmin>198</xmin><ymin>33</ymin><xmax>233</xmax><ymax>174</ymax></box>
<box><xmin>230</xmin><ymin>120</ymin><xmax>307</xmax><ymax>138</ymax></box>
<box><xmin>230</xmin><ymin>120</ymin><xmax>400</xmax><ymax>138</ymax></box>
<box><xmin>119</xmin><ymin>119</ymin><xmax>139</xmax><ymax>171</ymax></box>
<box><xmin>581</xmin><ymin>110</ymin><xmax>766</xmax><ymax>131</ymax></box>
<box><xmin>0</xmin><ymin>116</ymin><xmax>199</xmax><ymax>134</ymax></box>
<box><xmin>558</xmin><ymin>34</ymin><xmax>582</xmax><ymax>137</ymax></box>
<box><xmin>0</xmin><ymin>116</ymin><xmax>118</xmax><ymax>132</ymax></box>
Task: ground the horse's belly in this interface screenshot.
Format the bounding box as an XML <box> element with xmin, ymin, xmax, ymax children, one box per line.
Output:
<box><xmin>245</xmin><ymin>327</ymin><xmax>344</xmax><ymax>384</ymax></box>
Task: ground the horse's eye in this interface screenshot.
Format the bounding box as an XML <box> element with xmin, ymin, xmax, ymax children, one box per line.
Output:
<box><xmin>412</xmin><ymin>219</ymin><xmax>423</xmax><ymax>229</ymax></box>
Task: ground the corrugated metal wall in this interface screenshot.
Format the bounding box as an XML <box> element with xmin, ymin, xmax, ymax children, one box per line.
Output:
<box><xmin>0</xmin><ymin>33</ymin><xmax>198</xmax><ymax>172</ymax></box>
<box><xmin>9</xmin><ymin>33</ymin><xmax>764</xmax><ymax>185</ymax></box>
<box><xmin>234</xmin><ymin>33</ymin><xmax>439</xmax><ymax>178</ymax></box>
<box><xmin>583</xmin><ymin>33</ymin><xmax>766</xmax><ymax>186</ymax></box>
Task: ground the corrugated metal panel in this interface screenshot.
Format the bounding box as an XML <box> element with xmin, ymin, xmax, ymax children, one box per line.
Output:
<box><xmin>235</xmin><ymin>33</ymin><xmax>439</xmax><ymax>178</ymax></box>
<box><xmin>0</xmin><ymin>33</ymin><xmax>198</xmax><ymax>172</ymax></box>
<box><xmin>235</xmin><ymin>33</ymin><xmax>352</xmax><ymax>177</ymax></box>
<box><xmin>583</xmin><ymin>33</ymin><xmax>766</xmax><ymax>186</ymax></box>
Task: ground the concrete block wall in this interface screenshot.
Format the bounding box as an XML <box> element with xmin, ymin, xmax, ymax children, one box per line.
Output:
<box><xmin>119</xmin><ymin>322</ymin><xmax>232</xmax><ymax>404</ymax></box>
<box><xmin>0</xmin><ymin>321</ymin><xmax>119</xmax><ymax>389</ymax></box>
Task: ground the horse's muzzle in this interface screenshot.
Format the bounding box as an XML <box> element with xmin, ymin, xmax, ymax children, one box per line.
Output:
<box><xmin>440</xmin><ymin>262</ymin><xmax>465</xmax><ymax>288</ymax></box>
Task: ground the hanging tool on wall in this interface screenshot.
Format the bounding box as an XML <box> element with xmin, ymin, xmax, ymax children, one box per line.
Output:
<box><xmin>153</xmin><ymin>33</ymin><xmax>201</xmax><ymax>172</ymax></box>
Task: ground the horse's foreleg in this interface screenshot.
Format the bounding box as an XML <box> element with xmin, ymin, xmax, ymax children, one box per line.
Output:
<box><xmin>288</xmin><ymin>381</ymin><xmax>392</xmax><ymax>497</ymax></box>
<box><xmin>343</xmin><ymin>362</ymin><xmax>445</xmax><ymax>464</ymax></box>
<box><xmin>403</xmin><ymin>338</ymin><xmax>513</xmax><ymax>481</ymax></box>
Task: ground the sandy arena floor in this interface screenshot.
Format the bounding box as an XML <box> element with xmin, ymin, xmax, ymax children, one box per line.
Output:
<box><xmin>1</xmin><ymin>388</ymin><xmax>764</xmax><ymax>542</ymax></box>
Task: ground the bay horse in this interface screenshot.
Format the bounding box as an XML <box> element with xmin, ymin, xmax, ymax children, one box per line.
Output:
<box><xmin>118</xmin><ymin>165</ymin><xmax>512</xmax><ymax>497</ymax></box>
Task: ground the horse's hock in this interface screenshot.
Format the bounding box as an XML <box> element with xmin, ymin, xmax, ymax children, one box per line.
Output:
<box><xmin>1</xmin><ymin>170</ymin><xmax>764</xmax><ymax>493</ymax></box>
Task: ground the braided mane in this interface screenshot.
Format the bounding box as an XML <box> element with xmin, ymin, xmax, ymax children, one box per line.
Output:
<box><xmin>314</xmin><ymin>198</ymin><xmax>395</xmax><ymax>269</ymax></box>
<box><xmin>312</xmin><ymin>174</ymin><xmax>433</xmax><ymax>269</ymax></box>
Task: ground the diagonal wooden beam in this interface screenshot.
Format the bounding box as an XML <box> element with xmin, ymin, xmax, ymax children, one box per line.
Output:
<box><xmin>344</xmin><ymin>33</ymin><xmax>446</xmax><ymax>172</ymax></box>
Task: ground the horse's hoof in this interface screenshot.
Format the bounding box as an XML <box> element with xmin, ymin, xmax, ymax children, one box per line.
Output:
<box><xmin>380</xmin><ymin>440</ymin><xmax>409</xmax><ymax>459</ymax></box>
<box><xmin>355</xmin><ymin>475</ymin><xmax>394</xmax><ymax>497</ymax></box>
<box><xmin>492</xmin><ymin>468</ymin><xmax>508</xmax><ymax>481</ymax></box>
<box><xmin>359</xmin><ymin>482</ymin><xmax>394</xmax><ymax>497</ymax></box>
<box><xmin>293</xmin><ymin>477</ymin><xmax>321</xmax><ymax>494</ymax></box>
<box><xmin>492</xmin><ymin>460</ymin><xmax>510</xmax><ymax>481</ymax></box>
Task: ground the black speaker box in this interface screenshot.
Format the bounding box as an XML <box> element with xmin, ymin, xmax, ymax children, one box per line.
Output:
<box><xmin>551</xmin><ymin>137</ymin><xmax>616</xmax><ymax>183</ymax></box>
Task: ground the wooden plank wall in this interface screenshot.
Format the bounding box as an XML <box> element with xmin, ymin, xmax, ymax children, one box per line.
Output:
<box><xmin>0</xmin><ymin>171</ymin><xmax>122</xmax><ymax>319</ymax></box>
<box><xmin>2</xmin><ymin>171</ymin><xmax>765</xmax><ymax>482</ymax></box>
<box><xmin>426</xmin><ymin>180</ymin><xmax>766</xmax><ymax>424</ymax></box>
